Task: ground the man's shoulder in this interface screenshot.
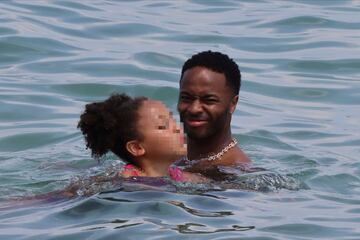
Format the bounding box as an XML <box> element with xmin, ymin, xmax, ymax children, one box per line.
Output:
<box><xmin>231</xmin><ymin>146</ymin><xmax>251</xmax><ymax>164</ymax></box>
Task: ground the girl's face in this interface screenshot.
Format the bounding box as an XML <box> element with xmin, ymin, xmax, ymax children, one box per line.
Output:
<box><xmin>136</xmin><ymin>100</ymin><xmax>186</xmax><ymax>162</ymax></box>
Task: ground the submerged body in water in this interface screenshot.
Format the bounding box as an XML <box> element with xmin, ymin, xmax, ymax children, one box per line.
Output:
<box><xmin>3</xmin><ymin>163</ymin><xmax>302</xmax><ymax>210</ymax></box>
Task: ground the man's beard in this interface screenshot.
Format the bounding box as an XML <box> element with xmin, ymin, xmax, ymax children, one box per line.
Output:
<box><xmin>181</xmin><ymin>111</ymin><xmax>229</xmax><ymax>141</ymax></box>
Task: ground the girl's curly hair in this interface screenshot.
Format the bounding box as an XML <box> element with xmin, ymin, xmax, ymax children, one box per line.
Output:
<box><xmin>78</xmin><ymin>93</ymin><xmax>147</xmax><ymax>164</ymax></box>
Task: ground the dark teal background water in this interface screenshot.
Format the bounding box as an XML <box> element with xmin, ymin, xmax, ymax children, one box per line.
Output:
<box><xmin>1</xmin><ymin>1</ymin><xmax>359</xmax><ymax>239</ymax></box>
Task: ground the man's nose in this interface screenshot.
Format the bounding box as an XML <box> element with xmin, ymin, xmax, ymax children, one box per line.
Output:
<box><xmin>188</xmin><ymin>99</ymin><xmax>203</xmax><ymax>114</ymax></box>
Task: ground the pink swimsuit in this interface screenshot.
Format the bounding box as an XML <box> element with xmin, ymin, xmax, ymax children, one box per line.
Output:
<box><xmin>167</xmin><ymin>166</ymin><xmax>184</xmax><ymax>181</ymax></box>
<box><xmin>121</xmin><ymin>164</ymin><xmax>184</xmax><ymax>181</ymax></box>
<box><xmin>121</xmin><ymin>164</ymin><xmax>142</xmax><ymax>176</ymax></box>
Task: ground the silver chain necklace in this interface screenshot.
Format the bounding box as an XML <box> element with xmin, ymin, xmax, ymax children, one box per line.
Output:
<box><xmin>198</xmin><ymin>138</ymin><xmax>238</xmax><ymax>162</ymax></box>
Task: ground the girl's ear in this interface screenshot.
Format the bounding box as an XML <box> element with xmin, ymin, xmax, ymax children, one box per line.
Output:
<box><xmin>126</xmin><ymin>140</ymin><xmax>145</xmax><ymax>157</ymax></box>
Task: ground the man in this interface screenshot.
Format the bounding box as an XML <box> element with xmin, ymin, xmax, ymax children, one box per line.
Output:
<box><xmin>177</xmin><ymin>50</ymin><xmax>251</xmax><ymax>170</ymax></box>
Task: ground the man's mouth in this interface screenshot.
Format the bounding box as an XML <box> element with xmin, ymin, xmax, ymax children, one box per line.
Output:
<box><xmin>186</xmin><ymin>119</ymin><xmax>207</xmax><ymax>127</ymax></box>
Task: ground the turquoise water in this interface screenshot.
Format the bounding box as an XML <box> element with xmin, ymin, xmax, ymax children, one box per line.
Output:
<box><xmin>1</xmin><ymin>0</ymin><xmax>360</xmax><ymax>239</ymax></box>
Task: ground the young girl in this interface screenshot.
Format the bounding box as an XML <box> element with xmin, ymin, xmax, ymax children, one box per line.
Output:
<box><xmin>5</xmin><ymin>95</ymin><xmax>203</xmax><ymax>206</ymax></box>
<box><xmin>78</xmin><ymin>93</ymin><xmax>193</xmax><ymax>181</ymax></box>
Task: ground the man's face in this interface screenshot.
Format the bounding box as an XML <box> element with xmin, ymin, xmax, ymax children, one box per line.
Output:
<box><xmin>177</xmin><ymin>66</ymin><xmax>238</xmax><ymax>140</ymax></box>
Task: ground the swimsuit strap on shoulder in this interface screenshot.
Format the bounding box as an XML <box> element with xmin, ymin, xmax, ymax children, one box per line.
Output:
<box><xmin>122</xmin><ymin>164</ymin><xmax>141</xmax><ymax>176</ymax></box>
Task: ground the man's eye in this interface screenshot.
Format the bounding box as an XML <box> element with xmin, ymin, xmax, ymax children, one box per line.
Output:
<box><xmin>204</xmin><ymin>98</ymin><xmax>217</xmax><ymax>104</ymax></box>
<box><xmin>180</xmin><ymin>95</ymin><xmax>192</xmax><ymax>102</ymax></box>
<box><xmin>158</xmin><ymin>125</ymin><xmax>167</xmax><ymax>130</ymax></box>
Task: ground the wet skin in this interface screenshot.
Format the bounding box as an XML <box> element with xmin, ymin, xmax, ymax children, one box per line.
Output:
<box><xmin>178</xmin><ymin>66</ymin><xmax>250</xmax><ymax>166</ymax></box>
<box><xmin>124</xmin><ymin>100</ymin><xmax>187</xmax><ymax>177</ymax></box>
<box><xmin>136</xmin><ymin>100</ymin><xmax>186</xmax><ymax>162</ymax></box>
<box><xmin>178</xmin><ymin>66</ymin><xmax>236</xmax><ymax>141</ymax></box>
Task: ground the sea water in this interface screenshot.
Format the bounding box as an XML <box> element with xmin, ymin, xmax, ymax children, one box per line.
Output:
<box><xmin>0</xmin><ymin>1</ymin><xmax>359</xmax><ymax>239</ymax></box>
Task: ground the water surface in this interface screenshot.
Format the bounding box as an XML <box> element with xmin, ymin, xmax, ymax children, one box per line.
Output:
<box><xmin>0</xmin><ymin>0</ymin><xmax>359</xmax><ymax>239</ymax></box>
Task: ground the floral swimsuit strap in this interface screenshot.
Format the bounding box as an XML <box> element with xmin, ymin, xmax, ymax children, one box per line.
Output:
<box><xmin>122</xmin><ymin>164</ymin><xmax>142</xmax><ymax>177</ymax></box>
<box><xmin>122</xmin><ymin>164</ymin><xmax>184</xmax><ymax>181</ymax></box>
<box><xmin>168</xmin><ymin>166</ymin><xmax>184</xmax><ymax>182</ymax></box>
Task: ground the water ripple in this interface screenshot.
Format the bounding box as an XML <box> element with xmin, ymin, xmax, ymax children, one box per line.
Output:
<box><xmin>0</xmin><ymin>0</ymin><xmax>359</xmax><ymax>239</ymax></box>
<box><xmin>257</xmin><ymin>15</ymin><xmax>360</xmax><ymax>32</ymax></box>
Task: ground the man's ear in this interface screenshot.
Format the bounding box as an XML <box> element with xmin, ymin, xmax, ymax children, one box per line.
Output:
<box><xmin>126</xmin><ymin>140</ymin><xmax>145</xmax><ymax>158</ymax></box>
<box><xmin>229</xmin><ymin>95</ymin><xmax>239</xmax><ymax>114</ymax></box>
